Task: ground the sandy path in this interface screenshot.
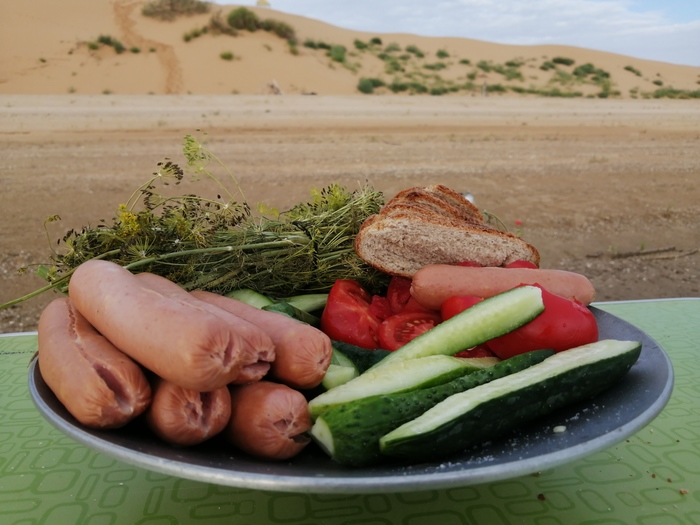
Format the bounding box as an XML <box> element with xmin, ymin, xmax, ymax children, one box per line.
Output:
<box><xmin>112</xmin><ymin>0</ymin><xmax>184</xmax><ymax>94</ymax></box>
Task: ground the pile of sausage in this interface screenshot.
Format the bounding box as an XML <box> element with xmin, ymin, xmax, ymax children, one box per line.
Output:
<box><xmin>37</xmin><ymin>259</ymin><xmax>333</xmax><ymax>460</ymax></box>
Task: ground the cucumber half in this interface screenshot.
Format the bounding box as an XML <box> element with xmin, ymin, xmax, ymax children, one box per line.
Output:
<box><xmin>311</xmin><ymin>349</ymin><xmax>554</xmax><ymax>466</ymax></box>
<box><xmin>371</xmin><ymin>284</ymin><xmax>544</xmax><ymax>370</ymax></box>
<box><xmin>379</xmin><ymin>339</ymin><xmax>642</xmax><ymax>461</ymax></box>
<box><xmin>308</xmin><ymin>354</ymin><xmax>498</xmax><ymax>419</ymax></box>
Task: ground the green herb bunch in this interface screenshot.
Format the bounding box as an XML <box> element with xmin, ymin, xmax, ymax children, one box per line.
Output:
<box><xmin>3</xmin><ymin>134</ymin><xmax>388</xmax><ymax>308</ymax></box>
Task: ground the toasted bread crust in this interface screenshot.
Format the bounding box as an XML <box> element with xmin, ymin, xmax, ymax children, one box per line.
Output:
<box><xmin>354</xmin><ymin>185</ymin><xmax>540</xmax><ymax>277</ymax></box>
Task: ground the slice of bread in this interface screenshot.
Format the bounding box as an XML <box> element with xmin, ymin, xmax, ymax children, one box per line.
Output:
<box><xmin>354</xmin><ymin>185</ymin><xmax>540</xmax><ymax>278</ymax></box>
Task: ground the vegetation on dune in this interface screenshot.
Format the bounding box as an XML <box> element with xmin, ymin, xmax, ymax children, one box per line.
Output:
<box><xmin>87</xmin><ymin>35</ymin><xmax>126</xmax><ymax>54</ymax></box>
<box><xmin>79</xmin><ymin>5</ymin><xmax>697</xmax><ymax>100</ymax></box>
<box><xmin>142</xmin><ymin>0</ymin><xmax>210</xmax><ymax>21</ymax></box>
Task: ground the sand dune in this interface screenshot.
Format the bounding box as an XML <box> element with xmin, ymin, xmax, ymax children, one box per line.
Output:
<box><xmin>1</xmin><ymin>0</ymin><xmax>698</xmax><ymax>97</ymax></box>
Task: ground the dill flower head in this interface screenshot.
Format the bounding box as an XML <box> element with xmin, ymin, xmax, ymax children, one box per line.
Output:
<box><xmin>116</xmin><ymin>204</ymin><xmax>140</xmax><ymax>237</ymax></box>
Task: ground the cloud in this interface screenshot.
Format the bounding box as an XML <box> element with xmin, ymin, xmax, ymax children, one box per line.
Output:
<box><xmin>228</xmin><ymin>0</ymin><xmax>700</xmax><ymax>66</ymax></box>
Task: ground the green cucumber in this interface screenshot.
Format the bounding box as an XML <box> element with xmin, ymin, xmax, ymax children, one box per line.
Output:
<box><xmin>330</xmin><ymin>341</ymin><xmax>391</xmax><ymax>373</ymax></box>
<box><xmin>380</xmin><ymin>339</ymin><xmax>642</xmax><ymax>462</ymax></box>
<box><xmin>311</xmin><ymin>349</ymin><xmax>554</xmax><ymax>466</ymax></box>
<box><xmin>282</xmin><ymin>293</ymin><xmax>329</xmax><ymax>313</ymax></box>
<box><xmin>262</xmin><ymin>302</ymin><xmax>321</xmax><ymax>327</ymax></box>
<box><xmin>225</xmin><ymin>288</ymin><xmax>274</xmax><ymax>308</ymax></box>
<box><xmin>321</xmin><ymin>348</ymin><xmax>360</xmax><ymax>390</ymax></box>
<box><xmin>370</xmin><ymin>285</ymin><xmax>544</xmax><ymax>370</ymax></box>
<box><xmin>308</xmin><ymin>354</ymin><xmax>499</xmax><ymax>419</ymax></box>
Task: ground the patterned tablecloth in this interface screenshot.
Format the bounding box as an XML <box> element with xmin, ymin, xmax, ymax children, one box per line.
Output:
<box><xmin>1</xmin><ymin>299</ymin><xmax>698</xmax><ymax>525</ymax></box>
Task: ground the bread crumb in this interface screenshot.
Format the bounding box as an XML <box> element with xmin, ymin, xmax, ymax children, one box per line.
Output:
<box><xmin>680</xmin><ymin>489</ymin><xmax>689</xmax><ymax>495</ymax></box>
<box><xmin>553</xmin><ymin>425</ymin><xmax>567</xmax><ymax>433</ymax></box>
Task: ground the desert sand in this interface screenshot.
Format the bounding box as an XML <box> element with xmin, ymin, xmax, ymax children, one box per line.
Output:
<box><xmin>1</xmin><ymin>1</ymin><xmax>699</xmax><ymax>333</ymax></box>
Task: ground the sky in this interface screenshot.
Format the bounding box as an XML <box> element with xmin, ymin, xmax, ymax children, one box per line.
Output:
<box><xmin>219</xmin><ymin>1</ymin><xmax>700</xmax><ymax>67</ymax></box>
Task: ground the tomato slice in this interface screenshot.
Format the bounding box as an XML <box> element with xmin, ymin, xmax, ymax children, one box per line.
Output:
<box><xmin>440</xmin><ymin>295</ymin><xmax>484</xmax><ymax>321</ymax></box>
<box><xmin>378</xmin><ymin>311</ymin><xmax>442</xmax><ymax>351</ymax></box>
<box><xmin>386</xmin><ymin>276</ymin><xmax>412</xmax><ymax>314</ymax></box>
<box><xmin>368</xmin><ymin>294</ymin><xmax>392</xmax><ymax>321</ymax></box>
<box><xmin>320</xmin><ymin>280</ymin><xmax>383</xmax><ymax>349</ymax></box>
<box><xmin>486</xmin><ymin>284</ymin><xmax>598</xmax><ymax>359</ymax></box>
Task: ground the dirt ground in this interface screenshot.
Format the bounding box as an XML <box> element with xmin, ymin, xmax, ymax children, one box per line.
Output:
<box><xmin>1</xmin><ymin>95</ymin><xmax>699</xmax><ymax>334</ymax></box>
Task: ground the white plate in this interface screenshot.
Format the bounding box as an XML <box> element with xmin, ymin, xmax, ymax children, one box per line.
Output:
<box><xmin>28</xmin><ymin>307</ymin><xmax>673</xmax><ymax>494</ymax></box>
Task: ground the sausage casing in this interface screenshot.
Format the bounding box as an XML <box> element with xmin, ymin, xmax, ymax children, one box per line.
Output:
<box><xmin>192</xmin><ymin>290</ymin><xmax>333</xmax><ymax>389</ymax></box>
<box><xmin>145</xmin><ymin>377</ymin><xmax>231</xmax><ymax>446</ymax></box>
<box><xmin>225</xmin><ymin>381</ymin><xmax>312</xmax><ymax>460</ymax></box>
<box><xmin>69</xmin><ymin>260</ymin><xmax>274</xmax><ymax>391</ymax></box>
<box><xmin>37</xmin><ymin>297</ymin><xmax>152</xmax><ymax>429</ymax></box>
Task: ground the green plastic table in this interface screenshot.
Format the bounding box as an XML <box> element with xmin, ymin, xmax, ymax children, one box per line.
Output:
<box><xmin>1</xmin><ymin>299</ymin><xmax>698</xmax><ymax>525</ymax></box>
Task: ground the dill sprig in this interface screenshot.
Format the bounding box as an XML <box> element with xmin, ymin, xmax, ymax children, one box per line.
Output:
<box><xmin>2</xmin><ymin>133</ymin><xmax>388</xmax><ymax>309</ymax></box>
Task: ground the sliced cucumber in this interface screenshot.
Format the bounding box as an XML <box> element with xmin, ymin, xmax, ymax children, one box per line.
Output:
<box><xmin>321</xmin><ymin>348</ymin><xmax>360</xmax><ymax>390</ymax></box>
<box><xmin>370</xmin><ymin>285</ymin><xmax>544</xmax><ymax>370</ymax></box>
<box><xmin>308</xmin><ymin>354</ymin><xmax>498</xmax><ymax>419</ymax></box>
<box><xmin>262</xmin><ymin>301</ymin><xmax>321</xmax><ymax>327</ymax></box>
<box><xmin>380</xmin><ymin>339</ymin><xmax>642</xmax><ymax>461</ymax></box>
<box><xmin>311</xmin><ymin>349</ymin><xmax>553</xmax><ymax>466</ymax></box>
<box><xmin>282</xmin><ymin>293</ymin><xmax>329</xmax><ymax>313</ymax></box>
<box><xmin>330</xmin><ymin>341</ymin><xmax>391</xmax><ymax>373</ymax></box>
<box><xmin>225</xmin><ymin>288</ymin><xmax>274</xmax><ymax>308</ymax></box>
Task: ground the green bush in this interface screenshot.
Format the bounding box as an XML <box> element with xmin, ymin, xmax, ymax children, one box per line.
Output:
<box><xmin>262</xmin><ymin>19</ymin><xmax>296</xmax><ymax>41</ymax></box>
<box><xmin>624</xmin><ymin>65</ymin><xmax>642</xmax><ymax>76</ymax></box>
<box><xmin>384</xmin><ymin>58</ymin><xmax>403</xmax><ymax>74</ymax></box>
<box><xmin>436</xmin><ymin>49</ymin><xmax>449</xmax><ymax>59</ymax></box>
<box><xmin>354</xmin><ymin>39</ymin><xmax>368</xmax><ymax>50</ymax></box>
<box><xmin>406</xmin><ymin>44</ymin><xmax>424</xmax><ymax>58</ymax></box>
<box><xmin>142</xmin><ymin>0</ymin><xmax>209</xmax><ymax>21</ymax></box>
<box><xmin>493</xmin><ymin>64</ymin><xmax>523</xmax><ymax>81</ymax></box>
<box><xmin>653</xmin><ymin>79</ymin><xmax>663</xmax><ymax>86</ymax></box>
<box><xmin>540</xmin><ymin>61</ymin><xmax>556</xmax><ymax>71</ymax></box>
<box><xmin>573</xmin><ymin>63</ymin><xmax>609</xmax><ymax>82</ymax></box>
<box><xmin>183</xmin><ymin>26</ymin><xmax>208</xmax><ymax>42</ymax></box>
<box><xmin>384</xmin><ymin>42</ymin><xmax>401</xmax><ymax>53</ymax></box>
<box><xmin>552</xmin><ymin>57</ymin><xmax>575</xmax><ymax>66</ymax></box>
<box><xmin>228</xmin><ymin>7</ymin><xmax>260</xmax><ymax>31</ymax></box>
<box><xmin>304</xmin><ymin>39</ymin><xmax>330</xmax><ymax>50</ymax></box>
<box><xmin>220</xmin><ymin>51</ymin><xmax>234</xmax><ymax>61</ymax></box>
<box><xmin>652</xmin><ymin>87</ymin><xmax>700</xmax><ymax>99</ymax></box>
<box><xmin>476</xmin><ymin>60</ymin><xmax>491</xmax><ymax>72</ymax></box>
<box><xmin>424</xmin><ymin>62</ymin><xmax>447</xmax><ymax>71</ymax></box>
<box><xmin>486</xmin><ymin>83</ymin><xmax>507</xmax><ymax>93</ymax></box>
<box><xmin>357</xmin><ymin>77</ymin><xmax>384</xmax><ymax>94</ymax></box>
<box><xmin>369</xmin><ymin>37</ymin><xmax>383</xmax><ymax>45</ymax></box>
<box><xmin>96</xmin><ymin>35</ymin><xmax>125</xmax><ymax>54</ymax></box>
<box><xmin>328</xmin><ymin>45</ymin><xmax>347</xmax><ymax>63</ymax></box>
<box><xmin>459</xmin><ymin>58</ymin><xmax>471</xmax><ymax>65</ymax></box>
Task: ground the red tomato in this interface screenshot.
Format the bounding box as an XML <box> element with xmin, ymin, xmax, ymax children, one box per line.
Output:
<box><xmin>368</xmin><ymin>295</ymin><xmax>392</xmax><ymax>321</ymax></box>
<box><xmin>504</xmin><ymin>260</ymin><xmax>539</xmax><ymax>269</ymax></box>
<box><xmin>440</xmin><ymin>295</ymin><xmax>484</xmax><ymax>321</ymax></box>
<box><xmin>386</xmin><ymin>276</ymin><xmax>412</xmax><ymax>314</ymax></box>
<box><xmin>385</xmin><ymin>276</ymin><xmax>437</xmax><ymax>315</ymax></box>
<box><xmin>455</xmin><ymin>345</ymin><xmax>496</xmax><ymax>358</ymax></box>
<box><xmin>378</xmin><ymin>312</ymin><xmax>442</xmax><ymax>351</ymax></box>
<box><xmin>320</xmin><ymin>280</ymin><xmax>383</xmax><ymax>349</ymax></box>
<box><xmin>486</xmin><ymin>284</ymin><xmax>598</xmax><ymax>359</ymax></box>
